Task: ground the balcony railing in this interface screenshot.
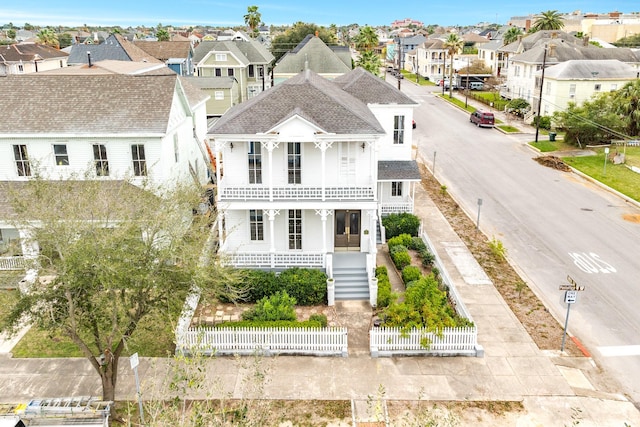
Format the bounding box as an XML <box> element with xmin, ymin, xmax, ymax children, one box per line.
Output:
<box><xmin>379</xmin><ymin>199</ymin><xmax>414</xmax><ymax>215</ymax></box>
<box><xmin>219</xmin><ymin>185</ymin><xmax>375</xmax><ymax>201</ymax></box>
<box><xmin>222</xmin><ymin>251</ymin><xmax>325</xmax><ymax>268</ymax></box>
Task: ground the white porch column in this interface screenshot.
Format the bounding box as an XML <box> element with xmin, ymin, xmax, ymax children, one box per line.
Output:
<box><xmin>263</xmin><ymin>141</ymin><xmax>278</xmax><ymax>202</ymax></box>
<box><xmin>315</xmin><ymin>209</ymin><xmax>332</xmax><ymax>254</ymax></box>
<box><xmin>314</xmin><ymin>141</ymin><xmax>333</xmax><ymax>201</ymax></box>
<box><xmin>366</xmin><ymin>209</ymin><xmax>378</xmax><ymax>256</ymax></box>
<box><xmin>265</xmin><ymin>208</ymin><xmax>280</xmax><ymax>254</ymax></box>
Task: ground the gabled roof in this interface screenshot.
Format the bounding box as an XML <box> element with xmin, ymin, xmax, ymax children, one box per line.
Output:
<box><xmin>209</xmin><ymin>69</ymin><xmax>384</xmax><ymax>135</ymax></box>
<box><xmin>0</xmin><ymin>42</ymin><xmax>68</xmax><ymax>62</ymax></box>
<box><xmin>192</xmin><ymin>39</ymin><xmax>274</xmax><ymax>64</ymax></box>
<box><xmin>38</xmin><ymin>59</ymin><xmax>173</xmax><ymax>75</ymax></box>
<box><xmin>499</xmin><ymin>30</ymin><xmax>581</xmax><ymax>54</ymax></box>
<box><xmin>274</xmin><ymin>35</ymin><xmax>351</xmax><ymax>74</ymax></box>
<box><xmin>133</xmin><ymin>41</ymin><xmax>192</xmax><ymax>61</ymax></box>
<box><xmin>333</xmin><ymin>67</ymin><xmax>418</xmax><ymax>106</ymax></box>
<box><xmin>67</xmin><ymin>34</ymin><xmax>162</xmax><ymax>65</ymax></box>
<box><xmin>420</xmin><ymin>39</ymin><xmax>446</xmax><ymax>50</ymax></box>
<box><xmin>0</xmin><ymin>73</ymin><xmax>206</xmax><ymax>135</ymax></box>
<box><xmin>543</xmin><ymin>59</ymin><xmax>639</xmax><ymax>80</ymax></box>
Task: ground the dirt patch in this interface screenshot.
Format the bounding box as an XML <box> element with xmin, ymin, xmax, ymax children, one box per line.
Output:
<box><xmin>419</xmin><ymin>163</ymin><xmax>583</xmax><ymax>356</ymax></box>
<box><xmin>534</xmin><ymin>155</ymin><xmax>572</xmax><ymax>172</ymax></box>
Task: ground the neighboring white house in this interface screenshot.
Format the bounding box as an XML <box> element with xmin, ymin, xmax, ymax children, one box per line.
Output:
<box><xmin>0</xmin><ymin>71</ymin><xmax>211</xmax><ymax>260</ymax></box>
<box><xmin>208</xmin><ymin>67</ymin><xmax>420</xmax><ymax>301</ymax></box>
<box><xmin>538</xmin><ymin>59</ymin><xmax>639</xmax><ymax>116</ymax></box>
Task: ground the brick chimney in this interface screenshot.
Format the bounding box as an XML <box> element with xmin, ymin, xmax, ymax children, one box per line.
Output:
<box><xmin>549</xmin><ymin>43</ymin><xmax>557</xmax><ymax>58</ymax></box>
<box><xmin>583</xmin><ymin>35</ymin><xmax>590</xmax><ymax>46</ymax></box>
<box><xmin>525</xmin><ymin>19</ymin><xmax>531</xmax><ymax>32</ymax></box>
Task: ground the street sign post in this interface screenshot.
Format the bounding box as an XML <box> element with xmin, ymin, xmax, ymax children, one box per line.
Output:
<box><xmin>130</xmin><ymin>352</ymin><xmax>144</xmax><ymax>424</ymax></box>
<box><xmin>561</xmin><ymin>277</ymin><xmax>585</xmax><ymax>352</ymax></box>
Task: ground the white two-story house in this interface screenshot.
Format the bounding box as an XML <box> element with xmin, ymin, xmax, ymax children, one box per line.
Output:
<box><xmin>208</xmin><ymin>67</ymin><xmax>420</xmax><ymax>301</ymax></box>
<box><xmin>0</xmin><ymin>71</ymin><xmax>211</xmax><ymax>262</ymax></box>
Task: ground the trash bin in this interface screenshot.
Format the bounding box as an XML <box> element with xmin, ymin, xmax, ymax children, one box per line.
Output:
<box><xmin>549</xmin><ymin>132</ymin><xmax>556</xmax><ymax>142</ymax></box>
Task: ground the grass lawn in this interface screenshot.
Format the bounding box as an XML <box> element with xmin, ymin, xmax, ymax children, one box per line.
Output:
<box><xmin>11</xmin><ymin>307</ymin><xmax>178</xmax><ymax>358</ymax></box>
<box><xmin>438</xmin><ymin>94</ymin><xmax>476</xmax><ymax>113</ymax></box>
<box><xmin>0</xmin><ymin>270</ymin><xmax>24</xmax><ymax>289</ymax></box>
<box><xmin>530</xmin><ymin>140</ymin><xmax>575</xmax><ymax>153</ymax></box>
<box><xmin>498</xmin><ymin>125</ymin><xmax>520</xmax><ymax>133</ymax></box>
<box><xmin>399</xmin><ymin>70</ymin><xmax>434</xmax><ymax>86</ymax></box>
<box><xmin>0</xmin><ymin>289</ymin><xmax>20</xmax><ymax>322</ymax></box>
<box><xmin>562</xmin><ymin>147</ymin><xmax>640</xmax><ymax>202</ymax></box>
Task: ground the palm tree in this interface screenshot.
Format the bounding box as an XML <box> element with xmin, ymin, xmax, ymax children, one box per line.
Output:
<box><xmin>244</xmin><ymin>5</ymin><xmax>262</xmax><ymax>38</ymax></box>
<box><xmin>613</xmin><ymin>80</ymin><xmax>640</xmax><ymax>137</ymax></box>
<box><xmin>443</xmin><ymin>33</ymin><xmax>463</xmax><ymax>98</ymax></box>
<box><xmin>356</xmin><ymin>50</ymin><xmax>383</xmax><ymax>76</ymax></box>
<box><xmin>531</xmin><ymin>10</ymin><xmax>564</xmax><ymax>32</ymax></box>
<box><xmin>502</xmin><ymin>27</ymin><xmax>523</xmax><ymax>45</ymax></box>
<box><xmin>156</xmin><ymin>28</ymin><xmax>170</xmax><ymax>41</ymax></box>
<box><xmin>36</xmin><ymin>28</ymin><xmax>59</xmax><ymax>49</ymax></box>
<box><xmin>355</xmin><ymin>26</ymin><xmax>378</xmax><ymax>52</ymax></box>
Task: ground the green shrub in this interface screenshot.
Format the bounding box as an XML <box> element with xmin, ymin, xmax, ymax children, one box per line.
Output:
<box><xmin>242</xmin><ymin>291</ymin><xmax>297</xmax><ymax>321</ymax></box>
<box><xmin>489</xmin><ymin>237</ymin><xmax>507</xmax><ymax>260</ymax></box>
<box><xmin>533</xmin><ymin>115</ymin><xmax>551</xmax><ymax>130</ymax></box>
<box><xmin>278</xmin><ymin>267</ymin><xmax>327</xmax><ymax>305</ymax></box>
<box><xmin>376</xmin><ymin>266</ymin><xmax>396</xmax><ymax>308</ymax></box>
<box><xmin>401</xmin><ymin>266</ymin><xmax>422</xmax><ymax>284</ymax></box>
<box><xmin>242</xmin><ymin>269</ymin><xmax>279</xmax><ymax>302</ymax></box>
<box><xmin>217</xmin><ymin>319</ymin><xmax>325</xmax><ymax>328</ymax></box>
<box><xmin>409</xmin><ymin>236</ymin><xmax>426</xmax><ymax>251</ymax></box>
<box><xmin>382</xmin><ymin>213</ymin><xmax>420</xmax><ymax>238</ymax></box>
<box><xmin>308</xmin><ymin>313</ymin><xmax>328</xmax><ymax>327</ymax></box>
<box><xmin>389</xmin><ymin>244</ymin><xmax>408</xmax><ymax>256</ymax></box>
<box><xmin>387</xmin><ymin>234</ymin><xmax>413</xmax><ymax>249</ymax></box>
<box><xmin>420</xmin><ymin>250</ymin><xmax>435</xmax><ymax>268</ymax></box>
<box><xmin>392</xmin><ymin>250</ymin><xmax>411</xmax><ymax>270</ymax></box>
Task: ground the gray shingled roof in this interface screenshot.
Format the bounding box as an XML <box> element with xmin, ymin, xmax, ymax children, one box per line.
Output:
<box><xmin>67</xmin><ymin>34</ymin><xmax>162</xmax><ymax>65</ymax></box>
<box><xmin>274</xmin><ymin>36</ymin><xmax>352</xmax><ymax>74</ymax></box>
<box><xmin>0</xmin><ymin>74</ymin><xmax>206</xmax><ymax>134</ymax></box>
<box><xmin>334</xmin><ymin>67</ymin><xmax>419</xmax><ymax>106</ymax></box>
<box><xmin>512</xmin><ymin>42</ymin><xmax>640</xmax><ymax>65</ymax></box>
<box><xmin>209</xmin><ymin>69</ymin><xmax>384</xmax><ymax>135</ymax></box>
<box><xmin>543</xmin><ymin>59</ymin><xmax>639</xmax><ymax>79</ymax></box>
<box><xmin>192</xmin><ymin>40</ymin><xmax>274</xmax><ymax>65</ymax></box>
<box><xmin>378</xmin><ymin>160</ymin><xmax>421</xmax><ymax>180</ymax></box>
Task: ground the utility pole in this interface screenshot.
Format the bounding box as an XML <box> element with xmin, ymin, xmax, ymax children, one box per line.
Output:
<box><xmin>534</xmin><ymin>44</ymin><xmax>548</xmax><ymax>143</ymax></box>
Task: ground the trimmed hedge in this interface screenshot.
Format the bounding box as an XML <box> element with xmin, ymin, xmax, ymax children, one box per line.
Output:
<box><xmin>375</xmin><ymin>266</ymin><xmax>395</xmax><ymax>308</ymax></box>
<box><xmin>391</xmin><ymin>250</ymin><xmax>411</xmax><ymax>270</ymax></box>
<box><xmin>387</xmin><ymin>234</ymin><xmax>413</xmax><ymax>249</ymax></box>
<box><xmin>382</xmin><ymin>213</ymin><xmax>420</xmax><ymax>238</ymax></box>
<box><xmin>242</xmin><ymin>291</ymin><xmax>297</xmax><ymax>321</ymax></box>
<box><xmin>239</xmin><ymin>268</ymin><xmax>327</xmax><ymax>305</ymax></box>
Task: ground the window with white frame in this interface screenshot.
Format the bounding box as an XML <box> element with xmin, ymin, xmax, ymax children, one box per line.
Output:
<box><xmin>215</xmin><ymin>68</ymin><xmax>221</xmax><ymax>77</ymax></box>
<box><xmin>214</xmin><ymin>91</ymin><xmax>224</xmax><ymax>100</ymax></box>
<box><xmin>545</xmin><ymin>81</ymin><xmax>551</xmax><ymax>95</ymax></box>
<box><xmin>249</xmin><ymin>209</ymin><xmax>264</xmax><ymax>241</ymax></box>
<box><xmin>173</xmin><ymin>134</ymin><xmax>179</xmax><ymax>163</ymax></box>
<box><xmin>288</xmin><ymin>142</ymin><xmax>301</xmax><ymax>184</ymax></box>
<box><xmin>248</xmin><ymin>141</ymin><xmax>262</xmax><ymax>184</ymax></box>
<box><xmin>215</xmin><ymin>53</ymin><xmax>227</xmax><ymax>61</ymax></box>
<box><xmin>247</xmin><ymin>85</ymin><xmax>259</xmax><ymax>98</ymax></box>
<box><xmin>393</xmin><ymin>115</ymin><xmax>405</xmax><ymax>144</ymax></box>
<box><xmin>391</xmin><ymin>181</ymin><xmax>403</xmax><ymax>196</ymax></box>
<box><xmin>53</xmin><ymin>144</ymin><xmax>69</xmax><ymax>166</ymax></box>
<box><xmin>569</xmin><ymin>84</ymin><xmax>576</xmax><ymax>99</ymax></box>
<box><xmin>18</xmin><ymin>64</ymin><xmax>24</xmax><ymax>73</ymax></box>
<box><xmin>13</xmin><ymin>144</ymin><xmax>31</xmax><ymax>177</ymax></box>
<box><xmin>288</xmin><ymin>209</ymin><xmax>302</xmax><ymax>250</ymax></box>
<box><xmin>93</xmin><ymin>144</ymin><xmax>109</xmax><ymax>176</ymax></box>
<box><xmin>594</xmin><ymin>84</ymin><xmax>601</xmax><ymax>92</ymax></box>
<box><xmin>228</xmin><ymin>68</ymin><xmax>234</xmax><ymax>77</ymax></box>
<box><xmin>248</xmin><ymin>64</ymin><xmax>255</xmax><ymax>77</ymax></box>
<box><xmin>131</xmin><ymin>144</ymin><xmax>147</xmax><ymax>176</ymax></box>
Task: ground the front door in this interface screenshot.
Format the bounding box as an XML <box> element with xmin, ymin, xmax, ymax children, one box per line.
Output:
<box><xmin>335</xmin><ymin>210</ymin><xmax>360</xmax><ymax>251</ymax></box>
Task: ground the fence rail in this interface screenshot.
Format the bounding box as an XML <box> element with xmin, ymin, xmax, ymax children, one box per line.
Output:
<box><xmin>0</xmin><ymin>256</ymin><xmax>28</xmax><ymax>271</ymax></box>
<box><xmin>219</xmin><ymin>185</ymin><xmax>375</xmax><ymax>201</ymax></box>
<box><xmin>177</xmin><ymin>326</ymin><xmax>348</xmax><ymax>357</ymax></box>
<box><xmin>370</xmin><ymin>326</ymin><xmax>479</xmax><ymax>357</ymax></box>
<box><xmin>225</xmin><ymin>252</ymin><xmax>324</xmax><ymax>268</ymax></box>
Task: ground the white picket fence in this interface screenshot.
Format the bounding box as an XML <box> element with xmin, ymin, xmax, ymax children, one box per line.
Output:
<box><xmin>176</xmin><ymin>326</ymin><xmax>348</xmax><ymax>357</ymax></box>
<box><xmin>370</xmin><ymin>326</ymin><xmax>480</xmax><ymax>357</ymax></box>
<box><xmin>0</xmin><ymin>256</ymin><xmax>28</xmax><ymax>271</ymax></box>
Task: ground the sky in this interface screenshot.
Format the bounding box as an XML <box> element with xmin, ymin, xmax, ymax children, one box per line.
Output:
<box><xmin>1</xmin><ymin>0</ymin><xmax>639</xmax><ymax>29</ymax></box>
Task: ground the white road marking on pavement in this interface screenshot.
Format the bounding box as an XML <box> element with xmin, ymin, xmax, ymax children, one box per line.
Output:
<box><xmin>597</xmin><ymin>345</ymin><xmax>640</xmax><ymax>357</ymax></box>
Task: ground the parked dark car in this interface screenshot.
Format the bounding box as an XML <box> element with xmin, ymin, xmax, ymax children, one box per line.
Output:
<box><xmin>470</xmin><ymin>111</ymin><xmax>495</xmax><ymax>128</ymax></box>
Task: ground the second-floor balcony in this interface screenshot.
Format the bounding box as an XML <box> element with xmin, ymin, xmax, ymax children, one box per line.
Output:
<box><xmin>218</xmin><ymin>182</ymin><xmax>375</xmax><ymax>201</ymax></box>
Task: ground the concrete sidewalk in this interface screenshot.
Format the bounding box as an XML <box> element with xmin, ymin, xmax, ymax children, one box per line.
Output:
<box><xmin>1</xmin><ymin>156</ymin><xmax>640</xmax><ymax>425</ymax></box>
